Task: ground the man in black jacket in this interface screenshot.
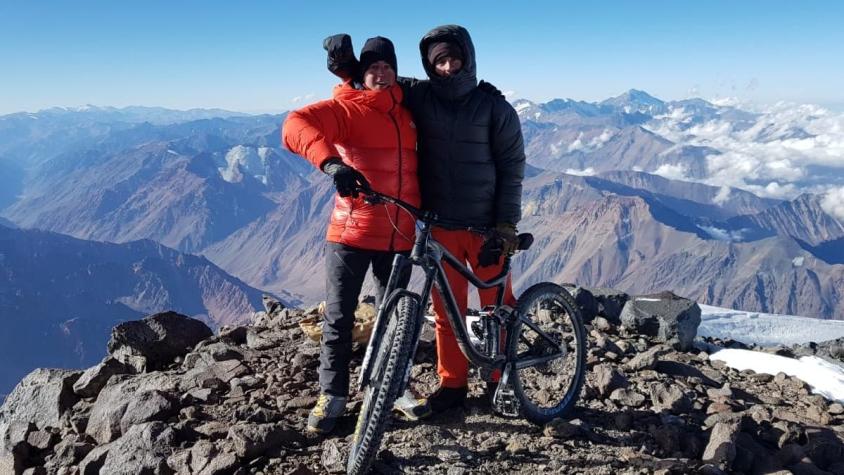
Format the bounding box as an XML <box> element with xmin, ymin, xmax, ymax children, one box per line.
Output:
<box><xmin>325</xmin><ymin>25</ymin><xmax>526</xmax><ymax>417</ymax></box>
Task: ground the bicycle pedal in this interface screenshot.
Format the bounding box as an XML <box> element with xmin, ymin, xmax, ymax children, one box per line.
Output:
<box><xmin>492</xmin><ymin>385</ymin><xmax>520</xmax><ymax>417</ymax></box>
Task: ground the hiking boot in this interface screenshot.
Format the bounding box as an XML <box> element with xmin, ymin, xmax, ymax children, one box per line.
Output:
<box><xmin>393</xmin><ymin>387</ymin><xmax>432</xmax><ymax>421</ymax></box>
<box><xmin>307</xmin><ymin>393</ymin><xmax>347</xmax><ymax>434</ymax></box>
<box><xmin>411</xmin><ymin>386</ymin><xmax>468</xmax><ymax>417</ymax></box>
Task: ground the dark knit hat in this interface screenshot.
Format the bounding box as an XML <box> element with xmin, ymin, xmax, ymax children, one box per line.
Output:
<box><xmin>427</xmin><ymin>41</ymin><xmax>464</xmax><ymax>66</ymax></box>
<box><xmin>359</xmin><ymin>36</ymin><xmax>398</xmax><ymax>75</ymax></box>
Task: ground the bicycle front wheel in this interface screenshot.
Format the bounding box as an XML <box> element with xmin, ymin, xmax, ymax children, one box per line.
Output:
<box><xmin>508</xmin><ymin>282</ymin><xmax>587</xmax><ymax>424</ymax></box>
<box><xmin>347</xmin><ymin>294</ymin><xmax>419</xmax><ymax>475</ymax></box>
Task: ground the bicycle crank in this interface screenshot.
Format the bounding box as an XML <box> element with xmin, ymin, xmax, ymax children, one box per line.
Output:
<box><xmin>492</xmin><ymin>363</ymin><xmax>521</xmax><ymax>417</ymax></box>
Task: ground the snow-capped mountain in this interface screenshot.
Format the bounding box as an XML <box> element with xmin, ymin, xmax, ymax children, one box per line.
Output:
<box><xmin>0</xmin><ymin>99</ymin><xmax>842</xmax><ymax>319</ymax></box>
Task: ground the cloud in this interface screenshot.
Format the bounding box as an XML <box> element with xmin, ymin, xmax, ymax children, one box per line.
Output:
<box><xmin>567</xmin><ymin>132</ymin><xmax>584</xmax><ymax>153</ymax></box>
<box><xmin>713</xmin><ymin>186</ymin><xmax>731</xmax><ymax>205</ymax></box>
<box><xmin>699</xmin><ymin>225</ymin><xmax>749</xmax><ymax>241</ymax></box>
<box><xmin>289</xmin><ymin>92</ymin><xmax>315</xmax><ymax>104</ymax></box>
<box><xmin>643</xmin><ymin>100</ymin><xmax>844</xmax><ymax>200</ymax></box>
<box><xmin>564</xmin><ymin>167</ymin><xmax>595</xmax><ymax>176</ymax></box>
<box><xmin>653</xmin><ymin>163</ymin><xmax>688</xmax><ymax>181</ymax></box>
<box><xmin>821</xmin><ymin>186</ymin><xmax>844</xmax><ymax>223</ymax></box>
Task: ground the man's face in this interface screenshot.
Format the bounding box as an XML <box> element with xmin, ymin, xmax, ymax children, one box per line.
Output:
<box><xmin>433</xmin><ymin>56</ymin><xmax>462</xmax><ymax>77</ymax></box>
<box><xmin>362</xmin><ymin>61</ymin><xmax>396</xmax><ymax>90</ymax></box>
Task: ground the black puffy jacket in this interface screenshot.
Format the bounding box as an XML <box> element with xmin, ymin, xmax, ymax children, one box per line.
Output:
<box><xmin>326</xmin><ymin>25</ymin><xmax>526</xmax><ymax>228</ymax></box>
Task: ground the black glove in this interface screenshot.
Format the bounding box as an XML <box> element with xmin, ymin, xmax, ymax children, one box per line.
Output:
<box><xmin>496</xmin><ymin>222</ymin><xmax>519</xmax><ymax>256</ymax></box>
<box><xmin>322</xmin><ymin>158</ymin><xmax>370</xmax><ymax>198</ymax></box>
<box><xmin>477</xmin><ymin>223</ymin><xmax>518</xmax><ymax>267</ymax></box>
<box><xmin>323</xmin><ymin>34</ymin><xmax>360</xmax><ymax>81</ymax></box>
<box><xmin>477</xmin><ymin>80</ymin><xmax>504</xmax><ymax>98</ymax></box>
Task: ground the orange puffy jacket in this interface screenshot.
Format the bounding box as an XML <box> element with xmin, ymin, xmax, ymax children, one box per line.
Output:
<box><xmin>282</xmin><ymin>83</ymin><xmax>419</xmax><ymax>252</ymax></box>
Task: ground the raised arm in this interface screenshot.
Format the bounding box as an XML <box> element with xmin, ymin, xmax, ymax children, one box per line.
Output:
<box><xmin>324</xmin><ymin>34</ymin><xmax>359</xmax><ymax>82</ymax></box>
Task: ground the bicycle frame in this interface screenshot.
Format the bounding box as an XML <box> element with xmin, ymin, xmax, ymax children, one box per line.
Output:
<box><xmin>357</xmin><ymin>193</ymin><xmax>512</xmax><ymax>390</ymax></box>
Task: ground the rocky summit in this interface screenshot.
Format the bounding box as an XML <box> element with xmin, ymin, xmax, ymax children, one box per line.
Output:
<box><xmin>1</xmin><ymin>290</ymin><xmax>843</xmax><ymax>475</ymax></box>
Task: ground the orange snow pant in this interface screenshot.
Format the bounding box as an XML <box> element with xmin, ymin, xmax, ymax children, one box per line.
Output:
<box><xmin>430</xmin><ymin>228</ymin><xmax>516</xmax><ymax>388</ymax></box>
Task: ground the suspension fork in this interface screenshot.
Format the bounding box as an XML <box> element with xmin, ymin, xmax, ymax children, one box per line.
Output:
<box><xmin>357</xmin><ymin>254</ymin><xmax>411</xmax><ymax>390</ymax></box>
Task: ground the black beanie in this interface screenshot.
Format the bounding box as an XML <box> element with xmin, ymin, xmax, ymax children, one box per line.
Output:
<box><xmin>427</xmin><ymin>41</ymin><xmax>463</xmax><ymax>66</ymax></box>
<box><xmin>359</xmin><ymin>36</ymin><xmax>398</xmax><ymax>75</ymax></box>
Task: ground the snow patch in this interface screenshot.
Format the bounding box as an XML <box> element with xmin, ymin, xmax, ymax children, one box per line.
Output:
<box><xmin>710</xmin><ymin>349</ymin><xmax>844</xmax><ymax>404</ymax></box>
<box><xmin>792</xmin><ymin>256</ymin><xmax>805</xmax><ymax>266</ymax></box>
<box><xmin>699</xmin><ymin>304</ymin><xmax>844</xmax><ymax>346</ymax></box>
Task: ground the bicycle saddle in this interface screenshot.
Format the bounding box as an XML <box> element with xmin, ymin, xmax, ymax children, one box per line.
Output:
<box><xmin>517</xmin><ymin>233</ymin><xmax>534</xmax><ymax>251</ymax></box>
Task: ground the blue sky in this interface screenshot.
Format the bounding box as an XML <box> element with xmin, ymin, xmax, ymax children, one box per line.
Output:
<box><xmin>1</xmin><ymin>1</ymin><xmax>842</xmax><ymax>114</ymax></box>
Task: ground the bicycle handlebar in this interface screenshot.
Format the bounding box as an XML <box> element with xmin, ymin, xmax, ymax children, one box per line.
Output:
<box><xmin>358</xmin><ymin>187</ymin><xmax>438</xmax><ymax>224</ymax></box>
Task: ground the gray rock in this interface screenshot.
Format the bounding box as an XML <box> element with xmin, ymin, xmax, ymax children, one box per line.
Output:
<box><xmin>25</xmin><ymin>429</ymin><xmax>58</xmax><ymax>451</ymax></box>
<box><xmin>1</xmin><ymin>369</ymin><xmax>81</xmax><ymax>432</ymax></box>
<box><xmin>620</xmin><ymin>292</ymin><xmax>701</xmax><ymax>351</ymax></box>
<box><xmin>173</xmin><ymin>440</ymin><xmax>239</xmax><ymax>475</ymax></box>
<box><xmin>609</xmin><ymin>388</ymin><xmax>646</xmax><ymax>408</ymax></box>
<box><xmin>86</xmin><ymin>372</ymin><xmax>178</xmax><ymax>444</ymax></box>
<box><xmin>589</xmin><ymin>287</ymin><xmax>631</xmax><ymax>325</ymax></box>
<box><xmin>246</xmin><ymin>328</ymin><xmax>279</xmax><ymax>350</ymax></box>
<box><xmin>321</xmin><ymin>440</ymin><xmax>344</xmax><ymax>473</ymax></box>
<box><xmin>108</xmin><ymin>311</ymin><xmax>213</xmax><ymax>371</ymax></box>
<box><xmin>702</xmin><ymin>420</ymin><xmax>740</xmax><ymax>469</ymax></box>
<box><xmin>649</xmin><ymin>422</ymin><xmax>682</xmax><ymax>454</ymax></box>
<box><xmin>592</xmin><ymin>363</ymin><xmax>628</xmax><ymax>397</ymax></box>
<box><xmin>79</xmin><ymin>421</ymin><xmax>176</xmax><ymax>475</ymax></box>
<box><xmin>228</xmin><ymin>423</ymin><xmax>301</xmax><ymax>459</ymax></box>
<box><xmin>181</xmin><ymin>359</ymin><xmax>251</xmax><ymax>392</ymax></box>
<box><xmin>624</xmin><ymin>345</ymin><xmax>668</xmax><ymax>372</ymax></box>
<box><xmin>73</xmin><ymin>357</ymin><xmax>129</xmax><ymax>398</ymax></box>
<box><xmin>649</xmin><ymin>382</ymin><xmax>692</xmax><ymax>414</ymax></box>
<box><xmin>45</xmin><ymin>436</ymin><xmax>94</xmax><ymax>471</ymax></box>
<box><xmin>543</xmin><ymin>419</ymin><xmax>581</xmax><ymax>439</ymax></box>
<box><xmin>119</xmin><ymin>390</ymin><xmax>179</xmax><ymax>435</ymax></box>
<box><xmin>0</xmin><ymin>421</ymin><xmax>34</xmax><ymax>474</ymax></box>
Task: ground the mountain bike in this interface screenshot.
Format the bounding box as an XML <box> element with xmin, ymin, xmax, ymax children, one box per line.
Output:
<box><xmin>347</xmin><ymin>190</ymin><xmax>587</xmax><ymax>475</ymax></box>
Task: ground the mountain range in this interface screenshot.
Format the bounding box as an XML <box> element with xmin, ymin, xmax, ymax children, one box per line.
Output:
<box><xmin>1</xmin><ymin>92</ymin><xmax>843</xmax><ymax>395</ymax></box>
<box><xmin>0</xmin><ymin>222</ymin><xmax>267</xmax><ymax>397</ymax></box>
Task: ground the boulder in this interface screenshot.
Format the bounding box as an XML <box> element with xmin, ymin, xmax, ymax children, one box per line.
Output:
<box><xmin>73</xmin><ymin>357</ymin><xmax>130</xmax><ymax>398</ymax></box>
<box><xmin>0</xmin><ymin>368</ymin><xmax>81</xmax><ymax>432</ymax></box>
<box><xmin>119</xmin><ymin>390</ymin><xmax>179</xmax><ymax>435</ymax></box>
<box><xmin>168</xmin><ymin>440</ymin><xmax>239</xmax><ymax>475</ymax></box>
<box><xmin>592</xmin><ymin>363</ymin><xmax>628</xmax><ymax>398</ymax></box>
<box><xmin>107</xmin><ymin>311</ymin><xmax>213</xmax><ymax>372</ymax></box>
<box><xmin>588</xmin><ymin>287</ymin><xmax>631</xmax><ymax>325</ymax></box>
<box><xmin>0</xmin><ymin>421</ymin><xmax>35</xmax><ymax>475</ymax></box>
<box><xmin>624</xmin><ymin>345</ymin><xmax>668</xmax><ymax>372</ymax></box>
<box><xmin>620</xmin><ymin>292</ymin><xmax>701</xmax><ymax>351</ymax></box>
<box><xmin>702</xmin><ymin>420</ymin><xmax>741</xmax><ymax>470</ymax></box>
<box><xmin>227</xmin><ymin>423</ymin><xmax>302</xmax><ymax>459</ymax></box>
<box><xmin>649</xmin><ymin>382</ymin><xmax>692</xmax><ymax>414</ymax></box>
<box><xmin>609</xmin><ymin>388</ymin><xmax>646</xmax><ymax>408</ymax></box>
<box><xmin>86</xmin><ymin>372</ymin><xmax>178</xmax><ymax>444</ymax></box>
<box><xmin>79</xmin><ymin>421</ymin><xmax>176</xmax><ymax>475</ymax></box>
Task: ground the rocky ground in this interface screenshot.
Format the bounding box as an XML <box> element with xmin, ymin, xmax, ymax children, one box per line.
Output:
<box><xmin>2</xmin><ymin>291</ymin><xmax>844</xmax><ymax>475</ymax></box>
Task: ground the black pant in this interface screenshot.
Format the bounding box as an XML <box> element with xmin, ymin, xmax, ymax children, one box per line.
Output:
<box><xmin>320</xmin><ymin>242</ymin><xmax>411</xmax><ymax>396</ymax></box>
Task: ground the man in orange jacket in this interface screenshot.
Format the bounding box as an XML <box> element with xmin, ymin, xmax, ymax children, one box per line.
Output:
<box><xmin>282</xmin><ymin>37</ymin><xmax>421</xmax><ymax>433</ymax></box>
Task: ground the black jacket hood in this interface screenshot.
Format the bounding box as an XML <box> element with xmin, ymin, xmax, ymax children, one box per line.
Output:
<box><xmin>419</xmin><ymin>24</ymin><xmax>478</xmax><ymax>101</ymax></box>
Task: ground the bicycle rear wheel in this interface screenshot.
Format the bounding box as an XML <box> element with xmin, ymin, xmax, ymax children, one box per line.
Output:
<box><xmin>347</xmin><ymin>295</ymin><xmax>419</xmax><ymax>475</ymax></box>
<box><xmin>507</xmin><ymin>282</ymin><xmax>586</xmax><ymax>424</ymax></box>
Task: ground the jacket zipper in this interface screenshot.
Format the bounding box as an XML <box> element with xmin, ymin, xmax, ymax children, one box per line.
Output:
<box><xmin>388</xmin><ymin>91</ymin><xmax>402</xmax><ymax>251</ymax></box>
